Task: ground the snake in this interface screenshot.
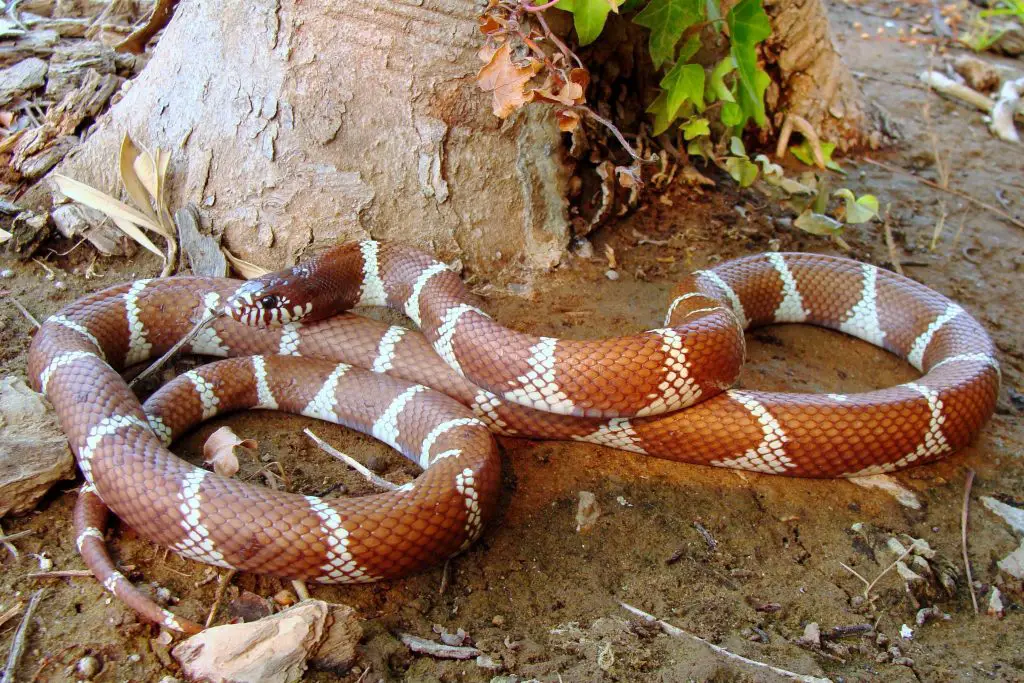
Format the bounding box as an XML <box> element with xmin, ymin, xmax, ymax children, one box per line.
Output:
<box><xmin>26</xmin><ymin>240</ymin><xmax>1000</xmax><ymax>633</ymax></box>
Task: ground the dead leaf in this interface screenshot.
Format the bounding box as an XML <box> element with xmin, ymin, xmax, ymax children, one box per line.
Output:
<box><xmin>476</xmin><ymin>42</ymin><xmax>542</xmax><ymax>119</ymax></box>
<box><xmin>556</xmin><ymin>109</ymin><xmax>581</xmax><ymax>132</ymax></box>
<box><xmin>223</xmin><ymin>249</ymin><xmax>270</xmax><ymax>279</ymax></box>
<box><xmin>52</xmin><ymin>174</ymin><xmax>163</xmax><ymax>234</ymax></box>
<box><xmin>0</xmin><ymin>227</ymin><xmax>11</xmax><ymax>244</ymax></box>
<box><xmin>118</xmin><ymin>133</ymin><xmax>161</xmax><ymax>227</ymax></box>
<box><xmin>203</xmin><ymin>426</ymin><xmax>256</xmax><ymax>478</ymax></box>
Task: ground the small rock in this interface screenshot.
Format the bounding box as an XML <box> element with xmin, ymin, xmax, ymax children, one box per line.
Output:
<box><xmin>273</xmin><ymin>589</ymin><xmax>297</xmax><ymax>606</ymax></box>
<box><xmin>4</xmin><ymin>210</ymin><xmax>50</xmax><ymax>258</ymax></box>
<box><xmin>0</xmin><ymin>376</ymin><xmax>75</xmax><ymax>516</ymax></box>
<box><xmin>0</xmin><ymin>269</ymin><xmax>13</xmax><ymax>278</ymax></box>
<box><xmin>605</xmin><ymin>269</ymin><xmax>619</xmax><ymax>281</ymax></box>
<box><xmin>570</xmin><ymin>237</ymin><xmax>594</xmax><ymax>258</ymax></box>
<box><xmin>900</xmin><ymin>624</ymin><xmax>913</xmax><ymax>640</ymax></box>
<box><xmin>797</xmin><ymin>622</ymin><xmax>821</xmax><ymax>648</ymax></box>
<box><xmin>987</xmin><ymin>587</ymin><xmax>1005</xmax><ymax>618</ymax></box>
<box><xmin>915</xmin><ymin>605</ymin><xmax>949</xmax><ymax>626</ymax></box>
<box><xmin>75</xmin><ymin>655</ymin><xmax>101</xmax><ymax>679</ymax></box>
<box><xmin>875</xmin><ymin>632</ymin><xmax>889</xmax><ymax>648</ymax></box>
<box><xmin>475</xmin><ymin>654</ymin><xmax>500</xmax><ymax>670</ymax></box>
<box><xmin>952</xmin><ymin>55</ymin><xmax>1001</xmax><ymax>93</ymax></box>
<box><xmin>229</xmin><ymin>590</ymin><xmax>274</xmax><ymax>622</ymax></box>
<box><xmin>491</xmin><ymin>615</ymin><xmax>505</xmax><ymax>626</ymax></box>
<box><xmin>893</xmin><ymin>656</ymin><xmax>916</xmax><ymax>667</ymax></box>
<box><xmin>575</xmin><ymin>491</ymin><xmax>600</xmax><ymax>533</ymax></box>
<box><xmin>52</xmin><ymin>203</ymin><xmax>127</xmax><ymax>256</ymax></box>
<box><xmin>364</xmin><ymin>454</ymin><xmax>387</xmax><ymax>474</ymax></box>
<box><xmin>172</xmin><ymin>600</ymin><xmax>361</xmax><ymax>683</ymax></box>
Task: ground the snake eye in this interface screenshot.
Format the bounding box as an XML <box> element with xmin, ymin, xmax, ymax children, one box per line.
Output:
<box><xmin>258</xmin><ymin>295</ymin><xmax>279</xmax><ymax>310</ymax></box>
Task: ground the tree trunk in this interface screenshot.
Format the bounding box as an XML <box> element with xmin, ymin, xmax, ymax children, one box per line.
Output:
<box><xmin>761</xmin><ymin>0</ymin><xmax>897</xmax><ymax>151</ymax></box>
<box><xmin>42</xmin><ymin>0</ymin><xmax>571</xmax><ymax>280</ymax></box>
<box><xmin>36</xmin><ymin>0</ymin><xmax>884</xmax><ymax>278</ymax></box>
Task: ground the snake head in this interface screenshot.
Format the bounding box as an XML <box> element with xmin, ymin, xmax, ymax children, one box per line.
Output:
<box><xmin>225</xmin><ymin>269</ymin><xmax>317</xmax><ymax>327</ymax></box>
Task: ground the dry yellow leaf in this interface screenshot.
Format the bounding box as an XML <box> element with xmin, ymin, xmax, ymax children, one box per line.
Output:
<box><xmin>223</xmin><ymin>249</ymin><xmax>270</xmax><ymax>279</ymax></box>
<box><xmin>52</xmin><ymin>174</ymin><xmax>163</xmax><ymax>234</ymax></box>
<box><xmin>203</xmin><ymin>426</ymin><xmax>257</xmax><ymax>478</ymax></box>
<box><xmin>476</xmin><ymin>42</ymin><xmax>542</xmax><ymax>119</ymax></box>
<box><xmin>118</xmin><ymin>134</ymin><xmax>161</xmax><ymax>228</ymax></box>
<box><xmin>0</xmin><ymin>227</ymin><xmax>11</xmax><ymax>244</ymax></box>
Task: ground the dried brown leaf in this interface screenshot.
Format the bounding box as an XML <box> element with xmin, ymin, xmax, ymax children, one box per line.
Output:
<box><xmin>52</xmin><ymin>174</ymin><xmax>163</xmax><ymax>234</ymax></box>
<box><xmin>203</xmin><ymin>426</ymin><xmax>257</xmax><ymax>478</ymax></box>
<box><xmin>223</xmin><ymin>249</ymin><xmax>270</xmax><ymax>279</ymax></box>
<box><xmin>118</xmin><ymin>133</ymin><xmax>160</xmax><ymax>227</ymax></box>
<box><xmin>476</xmin><ymin>42</ymin><xmax>542</xmax><ymax>119</ymax></box>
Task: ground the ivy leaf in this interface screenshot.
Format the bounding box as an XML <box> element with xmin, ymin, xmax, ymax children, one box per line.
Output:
<box><xmin>725</xmin><ymin>155</ymin><xmax>759</xmax><ymax>187</ymax></box>
<box><xmin>646</xmin><ymin>91</ymin><xmax>674</xmax><ymax>135</ymax></box>
<box><xmin>726</xmin><ymin>0</ymin><xmax>771</xmax><ymax>127</ymax></box>
<box><xmin>557</xmin><ymin>0</ymin><xmax>618</xmax><ymax>46</ymax></box>
<box><xmin>729</xmin><ymin>135</ymin><xmax>747</xmax><ymax>157</ymax></box>
<box><xmin>706</xmin><ymin>57</ymin><xmax>735</xmax><ymax>103</ymax></box>
<box><xmin>754</xmin><ymin>154</ymin><xmax>814</xmax><ymax>194</ymax></box>
<box><xmin>721</xmin><ymin>101</ymin><xmax>744</xmax><ymax>127</ymax></box>
<box><xmin>682</xmin><ymin>117</ymin><xmax>710</xmax><ymax>140</ymax></box>
<box><xmin>790</xmin><ymin>139</ymin><xmax>844</xmax><ymax>173</ymax></box>
<box><xmin>661</xmin><ymin>62</ymin><xmax>705</xmax><ymax>118</ymax></box>
<box><xmin>687</xmin><ymin>137</ymin><xmax>709</xmax><ymax>160</ymax></box>
<box><xmin>794</xmin><ymin>210</ymin><xmax>844</xmax><ymax>236</ymax></box>
<box><xmin>833</xmin><ymin>189</ymin><xmax>880</xmax><ymax>224</ymax></box>
<box><xmin>634</xmin><ymin>0</ymin><xmax>704</xmax><ymax>69</ymax></box>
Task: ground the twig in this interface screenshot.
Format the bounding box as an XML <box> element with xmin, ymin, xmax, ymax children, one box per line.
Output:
<box><xmin>291</xmin><ymin>580</ymin><xmax>310</xmax><ymax>601</ymax></box>
<box><xmin>576</xmin><ymin>106</ymin><xmax>657</xmax><ymax>165</ymax></box>
<box><xmin>0</xmin><ymin>603</ymin><xmax>23</xmax><ymax>631</ymax></box>
<box><xmin>26</xmin><ymin>570</ymin><xmax>93</xmax><ymax>579</ymax></box>
<box><xmin>1</xmin><ymin>589</ymin><xmax>45</xmax><ymax>683</ymax></box>
<box><xmin>841</xmin><ymin>545</ymin><xmax>916</xmax><ymax>600</ymax></box>
<box><xmin>304</xmin><ymin>429</ymin><xmax>399</xmax><ymax>491</ymax></box>
<box><xmin>838</xmin><ymin>563</ymin><xmax>869</xmax><ymax>589</ymax></box>
<box><xmin>521</xmin><ymin>0</ymin><xmax>561</xmax><ymax>12</ymax></box>
<box><xmin>398</xmin><ymin>633</ymin><xmax>482</xmax><ymax>660</ymax></box>
<box><xmin>693</xmin><ymin>521</ymin><xmax>718</xmax><ymax>551</ymax></box>
<box><xmin>439</xmin><ymin>559</ymin><xmax>451</xmax><ymax>595</ymax></box>
<box><xmin>204</xmin><ymin>568</ymin><xmax>237</xmax><ymax>628</ymax></box>
<box><xmin>531</xmin><ymin>8</ymin><xmax>582</xmax><ymax>69</ymax></box>
<box><xmin>881</xmin><ymin>204</ymin><xmax>903</xmax><ymax>275</ymax></box>
<box><xmin>863</xmin><ymin>157</ymin><xmax>1024</xmax><ymax>231</ymax></box>
<box><xmin>9</xmin><ymin>297</ymin><xmax>40</xmax><ymax>329</ymax></box>
<box><xmin>962</xmin><ymin>469</ymin><xmax>979</xmax><ymax>615</ymax></box>
<box><xmin>0</xmin><ymin>524</ymin><xmax>33</xmax><ymax>559</ymax></box>
<box><xmin>620</xmin><ymin>603</ymin><xmax>831</xmax><ymax>682</ymax></box>
<box><xmin>129</xmin><ymin>310</ymin><xmax>223</xmax><ymax>387</ymax></box>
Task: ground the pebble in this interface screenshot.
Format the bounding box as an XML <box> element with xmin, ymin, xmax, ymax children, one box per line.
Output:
<box><xmin>492</xmin><ymin>615</ymin><xmax>505</xmax><ymax>626</ymax></box>
<box><xmin>0</xmin><ymin>269</ymin><xmax>13</xmax><ymax>278</ymax></box>
<box><xmin>365</xmin><ymin>454</ymin><xmax>387</xmax><ymax>474</ymax></box>
<box><xmin>605</xmin><ymin>269</ymin><xmax>619</xmax><ymax>281</ymax></box>
<box><xmin>75</xmin><ymin>655</ymin><xmax>101</xmax><ymax>679</ymax></box>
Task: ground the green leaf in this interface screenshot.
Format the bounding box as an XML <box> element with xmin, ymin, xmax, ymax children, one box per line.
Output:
<box><xmin>790</xmin><ymin>139</ymin><xmax>844</xmax><ymax>173</ymax></box>
<box><xmin>726</xmin><ymin>0</ymin><xmax>771</xmax><ymax>127</ymax></box>
<box><xmin>706</xmin><ymin>57</ymin><xmax>735</xmax><ymax>103</ymax></box>
<box><xmin>833</xmin><ymin>189</ymin><xmax>880</xmax><ymax>224</ymax></box>
<box><xmin>754</xmin><ymin>154</ymin><xmax>814</xmax><ymax>194</ymax></box>
<box><xmin>725</xmin><ymin>155</ymin><xmax>759</xmax><ymax>187</ymax></box>
<box><xmin>557</xmin><ymin>0</ymin><xmax>617</xmax><ymax>46</ymax></box>
<box><xmin>634</xmin><ymin>0</ymin><xmax>704</xmax><ymax>69</ymax></box>
<box><xmin>646</xmin><ymin>91</ymin><xmax>674</xmax><ymax>135</ymax></box>
<box><xmin>729</xmin><ymin>135</ymin><xmax>746</xmax><ymax>157</ymax></box>
<box><xmin>682</xmin><ymin>117</ymin><xmax>710</xmax><ymax>140</ymax></box>
<box><xmin>661</xmin><ymin>61</ymin><xmax>705</xmax><ymax>117</ymax></box>
<box><xmin>721</xmin><ymin>101</ymin><xmax>743</xmax><ymax>127</ymax></box>
<box><xmin>687</xmin><ymin>137</ymin><xmax>709</xmax><ymax>160</ymax></box>
<box><xmin>794</xmin><ymin>210</ymin><xmax>844</xmax><ymax>236</ymax></box>
<box><xmin>619</xmin><ymin>0</ymin><xmax>645</xmax><ymax>11</ymax></box>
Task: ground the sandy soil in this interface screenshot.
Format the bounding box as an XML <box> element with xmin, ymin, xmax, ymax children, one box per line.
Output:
<box><xmin>1</xmin><ymin>2</ymin><xmax>1023</xmax><ymax>681</ymax></box>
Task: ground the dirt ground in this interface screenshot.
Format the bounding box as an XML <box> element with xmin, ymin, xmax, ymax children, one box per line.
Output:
<box><xmin>2</xmin><ymin>2</ymin><xmax>1024</xmax><ymax>682</ymax></box>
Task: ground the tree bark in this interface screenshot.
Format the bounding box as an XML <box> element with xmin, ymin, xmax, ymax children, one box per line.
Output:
<box><xmin>36</xmin><ymin>0</ymin><xmax>884</xmax><ymax>278</ymax></box>
<box><xmin>42</xmin><ymin>0</ymin><xmax>571</xmax><ymax>280</ymax></box>
<box><xmin>761</xmin><ymin>0</ymin><xmax>897</xmax><ymax>150</ymax></box>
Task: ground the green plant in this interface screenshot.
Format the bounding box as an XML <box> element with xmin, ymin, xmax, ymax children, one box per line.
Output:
<box><xmin>555</xmin><ymin>0</ymin><xmax>773</xmax><ymax>139</ymax></box>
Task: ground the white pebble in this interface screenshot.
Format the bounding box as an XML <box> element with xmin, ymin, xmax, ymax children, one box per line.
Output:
<box><xmin>900</xmin><ymin>624</ymin><xmax>914</xmax><ymax>640</ymax></box>
<box><xmin>605</xmin><ymin>270</ymin><xmax>619</xmax><ymax>281</ymax></box>
<box><xmin>0</xmin><ymin>269</ymin><xmax>13</xmax><ymax>278</ymax></box>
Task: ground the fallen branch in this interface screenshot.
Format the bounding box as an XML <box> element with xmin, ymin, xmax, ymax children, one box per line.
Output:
<box><xmin>398</xmin><ymin>633</ymin><xmax>482</xmax><ymax>660</ymax></box>
<box><xmin>962</xmin><ymin>469</ymin><xmax>979</xmax><ymax>615</ymax></box>
<box><xmin>8</xmin><ymin>297</ymin><xmax>39</xmax><ymax>329</ymax></box>
<box><xmin>204</xmin><ymin>568</ymin><xmax>237</xmax><ymax>628</ymax></box>
<box><xmin>0</xmin><ymin>603</ymin><xmax>24</xmax><ymax>632</ymax></box>
<box><xmin>863</xmin><ymin>157</ymin><xmax>1024</xmax><ymax>231</ymax></box>
<box><xmin>620</xmin><ymin>603</ymin><xmax>831</xmax><ymax>683</ymax></box>
<box><xmin>1</xmin><ymin>589</ymin><xmax>45</xmax><ymax>683</ymax></box>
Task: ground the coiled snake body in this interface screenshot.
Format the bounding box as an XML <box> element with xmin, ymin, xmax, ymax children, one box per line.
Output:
<box><xmin>27</xmin><ymin>241</ymin><xmax>1000</xmax><ymax>632</ymax></box>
